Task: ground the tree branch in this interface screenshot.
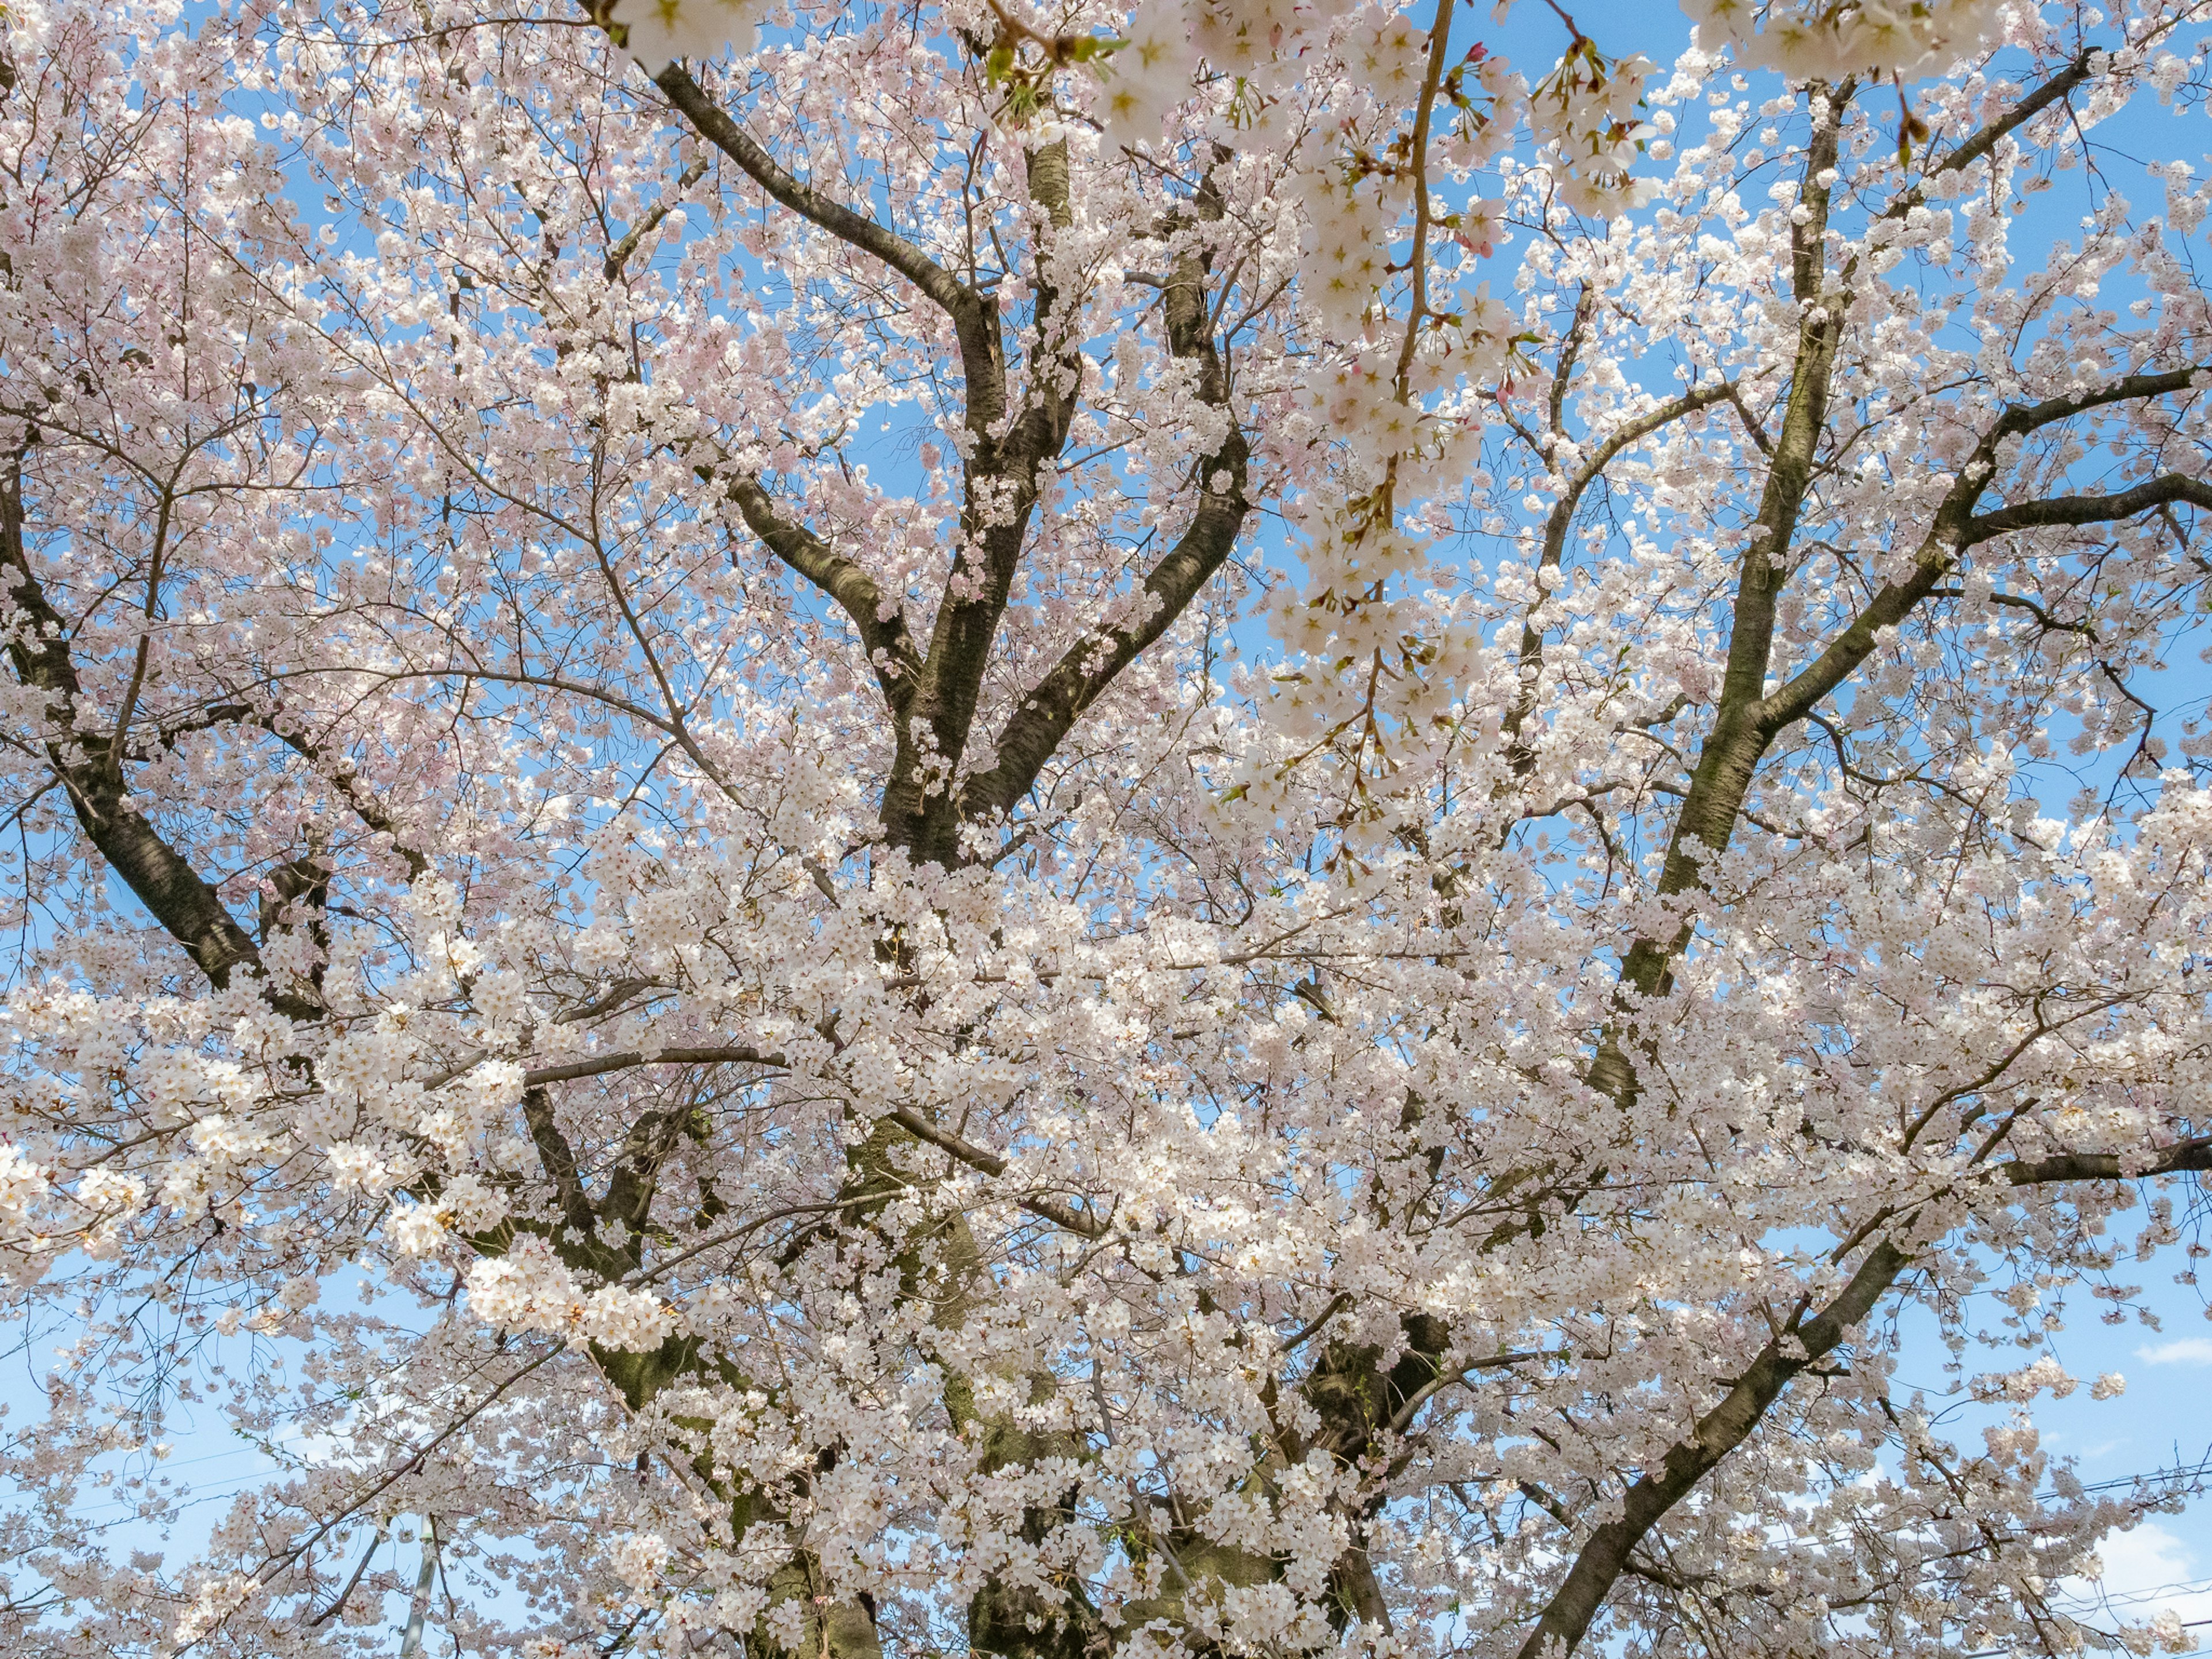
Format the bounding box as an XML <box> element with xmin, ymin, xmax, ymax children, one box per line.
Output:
<box><xmin>1760</xmin><ymin>456</ymin><xmax>2210</xmax><ymax>737</ymax></box>
<box><xmin>1506</xmin><ymin>379</ymin><xmax>1740</xmax><ymax>760</ymax></box>
<box><xmin>604</xmin><ymin>157</ymin><xmax>709</xmax><ymax>281</ymax></box>
<box><xmin>953</xmin><ymin>158</ymin><xmax>1251</xmax><ymax>838</ymax></box>
<box><xmin>884</xmin><ymin>1105</ymin><xmax>1108</xmax><ymax>1238</ymax></box>
<box><xmin>521</xmin><ymin>1044</ymin><xmax>783</xmax><ymax>1087</ymax></box>
<box><xmin>954</xmin><ymin>440</ymin><xmax>1249</xmax><ymax>830</ymax></box>
<box><xmin>721</xmin><ymin>472</ymin><xmax>922</xmax><ymax>714</ymax></box>
<box><xmin>2002</xmin><ymin>1135</ymin><xmax>2212</xmax><ymax>1185</ymax></box>
<box><xmin>0</xmin><ymin>454</ymin><xmax>312</xmax><ymax>1016</ymax></box>
<box><xmin>1965</xmin><ymin>472</ymin><xmax>2212</xmax><ymax>543</ymax></box>
<box><xmin>1513</xmin><ymin>1241</ymin><xmax>1910</xmax><ymax>1659</ymax></box>
<box><xmin>637</xmin><ymin>56</ymin><xmax>1009</xmax><ymax>453</ymax></box>
<box><xmin>642</xmin><ymin>63</ymin><xmax>978</xmax><ymax>330</ymax></box>
<box><xmin>1877</xmin><ymin>47</ymin><xmax>2100</xmax><ymax>225</ymax></box>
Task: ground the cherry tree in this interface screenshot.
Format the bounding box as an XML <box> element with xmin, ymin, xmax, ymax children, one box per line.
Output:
<box><xmin>4</xmin><ymin>0</ymin><xmax>2212</xmax><ymax>1656</ymax></box>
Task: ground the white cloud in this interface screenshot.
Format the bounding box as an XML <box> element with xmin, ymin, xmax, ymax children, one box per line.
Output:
<box><xmin>2060</xmin><ymin>1522</ymin><xmax>2212</xmax><ymax>1631</ymax></box>
<box><xmin>2137</xmin><ymin>1338</ymin><xmax>2212</xmax><ymax>1368</ymax></box>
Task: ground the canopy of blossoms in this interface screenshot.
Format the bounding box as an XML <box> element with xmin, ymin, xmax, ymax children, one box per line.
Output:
<box><xmin>3</xmin><ymin>0</ymin><xmax>2212</xmax><ymax>1656</ymax></box>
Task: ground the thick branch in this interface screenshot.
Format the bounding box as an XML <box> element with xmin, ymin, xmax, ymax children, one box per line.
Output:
<box><xmin>1985</xmin><ymin>367</ymin><xmax>2210</xmax><ymax>448</ymax></box>
<box><xmin>881</xmin><ymin>138</ymin><xmax>1114</xmax><ymax>863</ymax></box>
<box><xmin>1513</xmin><ymin>1243</ymin><xmax>1910</xmax><ymax>1659</ymax></box>
<box><xmin>2002</xmin><ymin>1136</ymin><xmax>2212</xmax><ymax>1185</ymax></box>
<box><xmin>953</xmin><ymin>161</ymin><xmax>1251</xmax><ymax>837</ymax></box>
<box><xmin>1505</xmin><ymin>380</ymin><xmax>1740</xmax><ymax>759</ymax></box>
<box><xmin>643</xmin><ymin>65</ymin><xmax>978</xmax><ymax>334</ymax></box>
<box><xmin>641</xmin><ymin>60</ymin><xmax>1007</xmax><ymax>446</ymax></box>
<box><xmin>1760</xmin><ymin>460</ymin><xmax>2210</xmax><ymax>736</ymax></box>
<box><xmin>955</xmin><ymin>439</ymin><xmax>1249</xmax><ymax>828</ymax></box>
<box><xmin>724</xmin><ymin>473</ymin><xmax>922</xmax><ymax>714</ymax></box>
<box><xmin>521</xmin><ymin>1044</ymin><xmax>783</xmax><ymax>1086</ymax></box>
<box><xmin>1513</xmin><ymin>1119</ymin><xmax>2212</xmax><ymax>1654</ymax></box>
<box><xmin>0</xmin><ymin>457</ymin><xmax>309</xmax><ymax>1014</ymax></box>
<box><xmin>884</xmin><ymin>1105</ymin><xmax>1108</xmax><ymax>1238</ymax></box>
<box><xmin>1965</xmin><ymin>472</ymin><xmax>2212</xmax><ymax>542</ymax></box>
<box><xmin>1591</xmin><ymin>97</ymin><xmax>1854</xmax><ymax>1062</ymax></box>
<box><xmin>1877</xmin><ymin>48</ymin><xmax>2099</xmax><ymax>225</ymax></box>
<box><xmin>521</xmin><ymin>1085</ymin><xmax>599</xmax><ymax>1239</ymax></box>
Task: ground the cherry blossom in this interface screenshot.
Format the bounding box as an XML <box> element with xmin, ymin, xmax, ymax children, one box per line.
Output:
<box><xmin>610</xmin><ymin>0</ymin><xmax>767</xmax><ymax>69</ymax></box>
<box><xmin>1685</xmin><ymin>0</ymin><xmax>2005</xmax><ymax>79</ymax></box>
<box><xmin>2</xmin><ymin>0</ymin><xmax>2212</xmax><ymax>1657</ymax></box>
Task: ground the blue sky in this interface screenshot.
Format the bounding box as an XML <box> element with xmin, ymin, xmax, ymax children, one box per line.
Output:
<box><xmin>10</xmin><ymin>0</ymin><xmax>2212</xmax><ymax>1649</ymax></box>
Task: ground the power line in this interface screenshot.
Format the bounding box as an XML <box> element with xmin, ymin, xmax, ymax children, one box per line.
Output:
<box><xmin>2047</xmin><ymin>1450</ymin><xmax>2212</xmax><ymax>1501</ymax></box>
<box><xmin>1965</xmin><ymin>1616</ymin><xmax>2212</xmax><ymax>1658</ymax></box>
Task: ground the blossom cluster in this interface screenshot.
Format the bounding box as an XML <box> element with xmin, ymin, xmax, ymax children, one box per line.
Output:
<box><xmin>466</xmin><ymin>1238</ymin><xmax>679</xmax><ymax>1353</ymax></box>
<box><xmin>1</xmin><ymin>1</ymin><xmax>2209</xmax><ymax>1657</ymax></box>
<box><xmin>1685</xmin><ymin>0</ymin><xmax>2006</xmax><ymax>80</ymax></box>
